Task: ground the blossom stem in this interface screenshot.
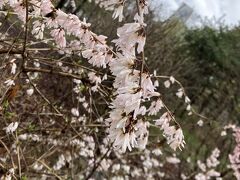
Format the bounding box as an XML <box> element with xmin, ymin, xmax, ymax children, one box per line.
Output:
<box><xmin>136</xmin><ymin>0</ymin><xmax>146</xmax><ymax>88</ymax></box>
<box><xmin>139</xmin><ymin>49</ymin><xmax>145</xmax><ymax>87</ymax></box>
<box><xmin>154</xmin><ymin>75</ymin><xmax>211</xmax><ymax>121</ymax></box>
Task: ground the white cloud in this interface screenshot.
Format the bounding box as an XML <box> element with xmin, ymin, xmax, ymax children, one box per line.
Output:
<box><xmin>152</xmin><ymin>0</ymin><xmax>179</xmax><ymax>19</ymax></box>
<box><xmin>223</xmin><ymin>0</ymin><xmax>240</xmax><ymax>26</ymax></box>
<box><xmin>153</xmin><ymin>0</ymin><xmax>240</xmax><ymax>26</ymax></box>
<box><xmin>185</xmin><ymin>0</ymin><xmax>222</xmax><ymax>19</ymax></box>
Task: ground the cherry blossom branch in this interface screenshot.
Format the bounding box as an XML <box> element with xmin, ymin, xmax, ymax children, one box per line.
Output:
<box><xmin>154</xmin><ymin>75</ymin><xmax>211</xmax><ymax>121</ymax></box>
<box><xmin>24</xmin><ymin>67</ymin><xmax>87</xmax><ymax>81</ymax></box>
<box><xmin>28</xmin><ymin>57</ymin><xmax>114</xmax><ymax>77</ymax></box>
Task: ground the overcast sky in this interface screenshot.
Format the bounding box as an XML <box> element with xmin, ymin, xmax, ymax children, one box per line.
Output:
<box><xmin>154</xmin><ymin>0</ymin><xmax>240</xmax><ymax>26</ymax></box>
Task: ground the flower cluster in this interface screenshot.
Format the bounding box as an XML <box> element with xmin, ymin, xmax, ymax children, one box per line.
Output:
<box><xmin>106</xmin><ymin>0</ymin><xmax>184</xmax><ymax>152</ymax></box>
<box><xmin>229</xmin><ymin>127</ymin><xmax>240</xmax><ymax>180</ymax></box>
<box><xmin>4</xmin><ymin>122</ymin><xmax>19</xmax><ymax>134</ymax></box>
<box><xmin>95</xmin><ymin>0</ymin><xmax>125</xmax><ymax>22</ymax></box>
<box><xmin>5</xmin><ymin>0</ymin><xmax>26</xmax><ymax>22</ymax></box>
<box><xmin>155</xmin><ymin>112</ymin><xmax>185</xmax><ymax>151</ymax></box>
<box><xmin>195</xmin><ymin>148</ymin><xmax>221</xmax><ymax>180</ymax></box>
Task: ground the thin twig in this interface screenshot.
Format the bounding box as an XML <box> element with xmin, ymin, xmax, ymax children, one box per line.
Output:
<box><xmin>21</xmin><ymin>0</ymin><xmax>29</xmax><ymax>72</ymax></box>
<box><xmin>85</xmin><ymin>146</ymin><xmax>112</xmax><ymax>180</ymax></box>
<box><xmin>26</xmin><ymin>73</ymin><xmax>62</xmax><ymax>115</ymax></box>
<box><xmin>15</xmin><ymin>132</ymin><xmax>21</xmax><ymax>177</ymax></box>
<box><xmin>0</xmin><ymin>139</ymin><xmax>16</xmax><ymax>170</ymax></box>
<box><xmin>24</xmin><ymin>67</ymin><xmax>85</xmax><ymax>81</ymax></box>
<box><xmin>135</xmin><ymin>0</ymin><xmax>146</xmax><ymax>87</ymax></box>
<box><xmin>37</xmin><ymin>159</ymin><xmax>63</xmax><ymax>180</ymax></box>
<box><xmin>154</xmin><ymin>75</ymin><xmax>212</xmax><ymax>121</ymax></box>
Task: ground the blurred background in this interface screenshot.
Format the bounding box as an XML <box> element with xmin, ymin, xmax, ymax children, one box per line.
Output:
<box><xmin>0</xmin><ymin>0</ymin><xmax>239</xmax><ymax>179</ymax></box>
